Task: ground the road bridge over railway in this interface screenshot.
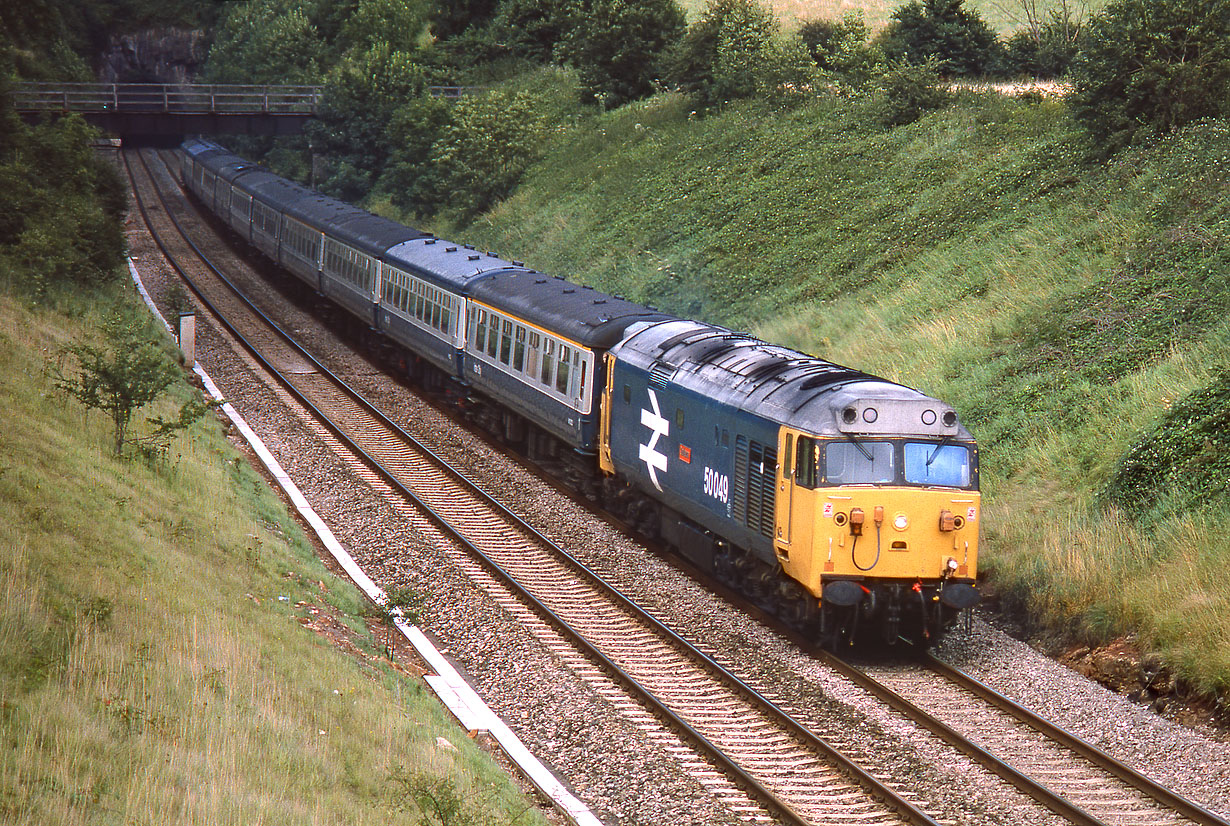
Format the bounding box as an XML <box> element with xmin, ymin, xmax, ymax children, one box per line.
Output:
<box><xmin>12</xmin><ymin>82</ymin><xmax>323</xmax><ymax>141</ymax></box>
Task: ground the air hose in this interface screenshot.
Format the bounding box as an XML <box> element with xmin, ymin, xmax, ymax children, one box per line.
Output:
<box><xmin>852</xmin><ymin>522</ymin><xmax>882</xmax><ymax>572</ymax></box>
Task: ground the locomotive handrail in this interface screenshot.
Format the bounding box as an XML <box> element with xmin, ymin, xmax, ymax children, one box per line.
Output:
<box><xmin>11</xmin><ymin>82</ymin><xmax>323</xmax><ymax>115</ymax></box>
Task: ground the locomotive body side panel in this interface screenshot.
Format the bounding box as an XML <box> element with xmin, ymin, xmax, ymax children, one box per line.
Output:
<box><xmin>607</xmin><ymin>355</ymin><xmax>779</xmax><ymax>565</ymax></box>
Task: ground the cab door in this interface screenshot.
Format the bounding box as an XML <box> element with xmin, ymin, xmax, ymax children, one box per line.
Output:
<box><xmin>775</xmin><ymin>428</ymin><xmax>818</xmax><ymax>583</ymax></box>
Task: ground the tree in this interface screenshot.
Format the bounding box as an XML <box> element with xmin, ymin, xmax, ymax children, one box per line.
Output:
<box><xmin>492</xmin><ymin>0</ymin><xmax>571</xmax><ymax>62</ymax></box>
<box><xmin>428</xmin><ymin>90</ymin><xmax>548</xmax><ymax>219</ymax></box>
<box><xmin>798</xmin><ymin>11</ymin><xmax>884</xmax><ymax>88</ymax></box>
<box><xmin>668</xmin><ymin>0</ymin><xmax>812</xmax><ymax>108</ymax></box>
<box><xmin>1001</xmin><ymin>0</ymin><xmax>1084</xmax><ymax>78</ymax></box>
<box><xmin>307</xmin><ymin>43</ymin><xmax>428</xmax><ymax>199</ymax></box>
<box><xmin>878</xmin><ymin>58</ymin><xmax>951</xmax><ymax>126</ymax></box>
<box><xmin>876</xmin><ymin>0</ymin><xmax>1002</xmax><ymax>77</ymax></box>
<box><xmin>54</xmin><ymin>313</ymin><xmax>182</xmax><ymax>455</ymax></box>
<box><xmin>203</xmin><ymin>0</ymin><xmax>325</xmax><ymax>84</ymax></box>
<box><xmin>555</xmin><ymin>0</ymin><xmax>686</xmax><ymax>108</ymax></box>
<box><xmin>1068</xmin><ymin>0</ymin><xmax>1230</xmax><ymax>153</ymax></box>
<box><xmin>376</xmin><ymin>95</ymin><xmax>454</xmax><ymax>216</ymax></box>
<box><xmin>427</xmin><ymin>0</ymin><xmax>499</xmax><ymax>40</ymax></box>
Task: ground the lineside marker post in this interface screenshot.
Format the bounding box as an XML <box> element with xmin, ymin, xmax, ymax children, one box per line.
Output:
<box><xmin>178</xmin><ymin>311</ymin><xmax>196</xmax><ymax>367</ymax></box>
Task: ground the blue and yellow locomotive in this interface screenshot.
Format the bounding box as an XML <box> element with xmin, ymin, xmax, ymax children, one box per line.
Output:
<box><xmin>180</xmin><ymin>138</ymin><xmax>979</xmax><ymax>645</ymax></box>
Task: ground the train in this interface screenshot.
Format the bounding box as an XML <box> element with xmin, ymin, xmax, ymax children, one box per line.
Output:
<box><xmin>179</xmin><ymin>137</ymin><xmax>981</xmax><ymax>646</ymax></box>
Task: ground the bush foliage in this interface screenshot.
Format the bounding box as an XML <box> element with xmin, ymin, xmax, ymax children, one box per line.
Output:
<box><xmin>0</xmin><ymin>93</ymin><xmax>127</xmax><ymax>300</ymax></box>
<box><xmin>1069</xmin><ymin>0</ymin><xmax>1230</xmax><ymax>153</ymax></box>
<box><xmin>876</xmin><ymin>0</ymin><xmax>1002</xmax><ymax>77</ymax></box>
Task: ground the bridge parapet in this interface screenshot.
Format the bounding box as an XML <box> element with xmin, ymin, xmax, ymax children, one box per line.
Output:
<box><xmin>14</xmin><ymin>82</ymin><xmax>323</xmax><ymax>115</ymax></box>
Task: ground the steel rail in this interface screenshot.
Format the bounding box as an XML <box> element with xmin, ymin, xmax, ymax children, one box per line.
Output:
<box><xmin>925</xmin><ymin>654</ymin><xmax>1230</xmax><ymax>826</ymax></box>
<box><xmin>127</xmin><ymin>148</ymin><xmax>938</xmax><ymax>826</ymax></box>
<box><xmin>827</xmin><ymin>647</ymin><xmax>1229</xmax><ymax>826</ymax></box>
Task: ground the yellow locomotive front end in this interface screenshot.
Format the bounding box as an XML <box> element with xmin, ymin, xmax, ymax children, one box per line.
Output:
<box><xmin>773</xmin><ymin>402</ymin><xmax>980</xmax><ymax>645</ymax></box>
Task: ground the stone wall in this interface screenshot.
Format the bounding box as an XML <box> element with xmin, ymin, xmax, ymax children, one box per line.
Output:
<box><xmin>99</xmin><ymin>28</ymin><xmax>207</xmax><ymax>84</ymax></box>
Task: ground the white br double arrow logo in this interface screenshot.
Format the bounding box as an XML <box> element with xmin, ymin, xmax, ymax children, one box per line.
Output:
<box><xmin>638</xmin><ymin>388</ymin><xmax>670</xmax><ymax>492</ymax></box>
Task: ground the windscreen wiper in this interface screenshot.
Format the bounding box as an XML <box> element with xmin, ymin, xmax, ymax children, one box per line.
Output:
<box><xmin>926</xmin><ymin>435</ymin><xmax>952</xmax><ymax>467</ymax></box>
<box><xmin>846</xmin><ymin>433</ymin><xmax>873</xmax><ymax>462</ymax></box>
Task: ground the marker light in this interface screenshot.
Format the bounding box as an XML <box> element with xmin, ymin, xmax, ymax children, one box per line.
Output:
<box><xmin>893</xmin><ymin>514</ymin><xmax>909</xmax><ymax>531</ymax></box>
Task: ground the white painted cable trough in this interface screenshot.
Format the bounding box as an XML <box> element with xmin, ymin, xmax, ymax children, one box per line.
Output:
<box><xmin>129</xmin><ymin>258</ymin><xmax>603</xmax><ymax>826</ymax></box>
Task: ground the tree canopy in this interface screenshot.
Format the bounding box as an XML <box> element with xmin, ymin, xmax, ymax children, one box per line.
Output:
<box><xmin>1068</xmin><ymin>0</ymin><xmax>1230</xmax><ymax>152</ymax></box>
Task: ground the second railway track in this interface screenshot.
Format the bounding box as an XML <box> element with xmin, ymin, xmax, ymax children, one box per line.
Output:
<box><xmin>121</xmin><ymin>144</ymin><xmax>1230</xmax><ymax>826</ymax></box>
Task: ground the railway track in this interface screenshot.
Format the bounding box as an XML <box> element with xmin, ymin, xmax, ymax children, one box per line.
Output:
<box><xmin>120</xmin><ymin>145</ymin><xmax>1230</xmax><ymax>826</ymax></box>
<box><xmin>832</xmin><ymin>652</ymin><xmax>1229</xmax><ymax>826</ymax></box>
<box><xmin>124</xmin><ymin>148</ymin><xmax>951</xmax><ymax>825</ymax></box>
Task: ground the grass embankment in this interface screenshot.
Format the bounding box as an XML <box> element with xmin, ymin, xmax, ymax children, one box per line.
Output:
<box><xmin>454</xmin><ymin>84</ymin><xmax>1230</xmax><ymax>699</ymax></box>
<box><xmin>0</xmin><ymin>285</ymin><xmax>544</xmax><ymax>824</ymax></box>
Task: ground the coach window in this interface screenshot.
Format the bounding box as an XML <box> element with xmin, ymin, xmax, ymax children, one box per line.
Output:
<box><xmin>440</xmin><ymin>298</ymin><xmax>452</xmax><ymax>334</ymax></box>
<box><xmin>500</xmin><ymin>320</ymin><xmax>513</xmax><ymax>364</ymax></box>
<box><xmin>513</xmin><ymin>327</ymin><xmax>526</xmax><ymax>371</ymax></box>
<box><xmin>577</xmin><ymin>353</ymin><xmax>586</xmax><ymax>399</ymax></box>
<box><xmin>624</xmin><ymin>385</ymin><xmax>631</xmax><ymax>404</ymax></box>
<box><xmin>541</xmin><ymin>340</ymin><xmax>556</xmax><ymax>387</ymax></box>
<box><xmin>487</xmin><ymin>317</ymin><xmax>500</xmax><ymax>358</ymax></box>
<box><xmin>526</xmin><ymin>332</ymin><xmax>541</xmax><ymax>376</ymax></box>
<box><xmin>431</xmin><ymin>292</ymin><xmax>442</xmax><ymax>330</ymax></box>
<box><xmin>676</xmin><ymin>408</ymin><xmax>685</xmax><ymax>428</ymax></box>
<box><xmin>474</xmin><ymin>310</ymin><xmax>488</xmax><ymax>352</ymax></box>
<box><xmin>555</xmin><ymin>345</ymin><xmax>571</xmax><ymax>395</ymax></box>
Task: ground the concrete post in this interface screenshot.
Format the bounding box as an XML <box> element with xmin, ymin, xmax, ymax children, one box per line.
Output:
<box><xmin>178</xmin><ymin>312</ymin><xmax>196</xmax><ymax>368</ymax></box>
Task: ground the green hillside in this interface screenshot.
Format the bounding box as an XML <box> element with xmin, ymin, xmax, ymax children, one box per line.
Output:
<box><xmin>448</xmin><ymin>81</ymin><xmax>1230</xmax><ymax>699</ymax></box>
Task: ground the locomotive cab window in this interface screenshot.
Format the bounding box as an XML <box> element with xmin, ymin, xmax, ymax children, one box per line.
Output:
<box><xmin>824</xmin><ymin>441</ymin><xmax>894</xmax><ymax>484</ymax></box>
<box><xmin>795</xmin><ymin>436</ymin><xmax>819</xmax><ymax>488</ymax></box>
<box><xmin>904</xmin><ymin>442</ymin><xmax>971</xmax><ymax>487</ymax></box>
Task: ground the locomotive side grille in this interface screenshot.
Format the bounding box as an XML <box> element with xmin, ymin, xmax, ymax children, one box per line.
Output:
<box><xmin>733</xmin><ymin>436</ymin><xmax>749</xmax><ymax>527</ymax></box>
<box><xmin>649</xmin><ymin>362</ymin><xmax>676</xmax><ymax>389</ymax></box>
<box><xmin>757</xmin><ymin>446</ymin><xmax>777</xmax><ymax>539</ymax></box>
<box><xmin>735</xmin><ymin>437</ymin><xmax>777</xmax><ymax>539</ymax></box>
<box><xmin>747</xmin><ymin>441</ymin><xmax>765</xmax><ymax>534</ymax></box>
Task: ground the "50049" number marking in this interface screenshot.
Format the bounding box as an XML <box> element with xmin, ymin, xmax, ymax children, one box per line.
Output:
<box><xmin>703</xmin><ymin>467</ymin><xmax>729</xmax><ymax>504</ymax></box>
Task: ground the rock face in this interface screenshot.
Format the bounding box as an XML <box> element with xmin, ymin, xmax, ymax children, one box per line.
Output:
<box><xmin>99</xmin><ymin>28</ymin><xmax>207</xmax><ymax>85</ymax></box>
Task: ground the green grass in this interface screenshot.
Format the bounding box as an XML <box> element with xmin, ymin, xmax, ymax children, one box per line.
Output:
<box><xmin>443</xmin><ymin>85</ymin><xmax>1230</xmax><ymax>699</ymax></box>
<box><xmin>0</xmin><ymin>284</ymin><xmax>546</xmax><ymax>825</ymax></box>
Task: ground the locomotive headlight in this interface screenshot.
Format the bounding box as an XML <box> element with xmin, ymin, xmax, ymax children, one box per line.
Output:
<box><xmin>946</xmin><ymin>557</ymin><xmax>959</xmax><ymax>572</ymax></box>
<box><xmin>893</xmin><ymin>513</ymin><xmax>909</xmax><ymax>531</ymax></box>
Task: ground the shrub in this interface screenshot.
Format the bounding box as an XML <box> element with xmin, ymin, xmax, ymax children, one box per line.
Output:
<box><xmin>799</xmin><ymin>13</ymin><xmax>868</xmax><ymax>71</ymax></box>
<box><xmin>798</xmin><ymin>12</ymin><xmax>884</xmax><ymax>89</ymax></box>
<box><xmin>1104</xmin><ymin>374</ymin><xmax>1230</xmax><ymax>518</ymax></box>
<box><xmin>1000</xmin><ymin>7</ymin><xmax>1084</xmax><ymax>78</ymax></box>
<box><xmin>876</xmin><ymin>0</ymin><xmax>1003</xmax><ymax>77</ymax></box>
<box><xmin>492</xmin><ymin>0</ymin><xmax>571</xmax><ymax>62</ymax></box>
<box><xmin>428</xmin><ymin>89</ymin><xmax>548</xmax><ymax>220</ymax></box>
<box><xmin>554</xmin><ymin>0</ymin><xmax>686</xmax><ymax>108</ymax></box>
<box><xmin>877</xmin><ymin>58</ymin><xmax>951</xmax><ymax>126</ymax></box>
<box><xmin>668</xmin><ymin>0</ymin><xmax>814</xmax><ymax>109</ymax></box>
<box><xmin>1068</xmin><ymin>0</ymin><xmax>1230</xmax><ymax>154</ymax></box>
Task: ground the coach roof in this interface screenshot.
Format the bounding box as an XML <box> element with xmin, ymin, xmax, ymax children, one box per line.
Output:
<box><xmin>468</xmin><ymin>270</ymin><xmax>674</xmax><ymax>349</ymax></box>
